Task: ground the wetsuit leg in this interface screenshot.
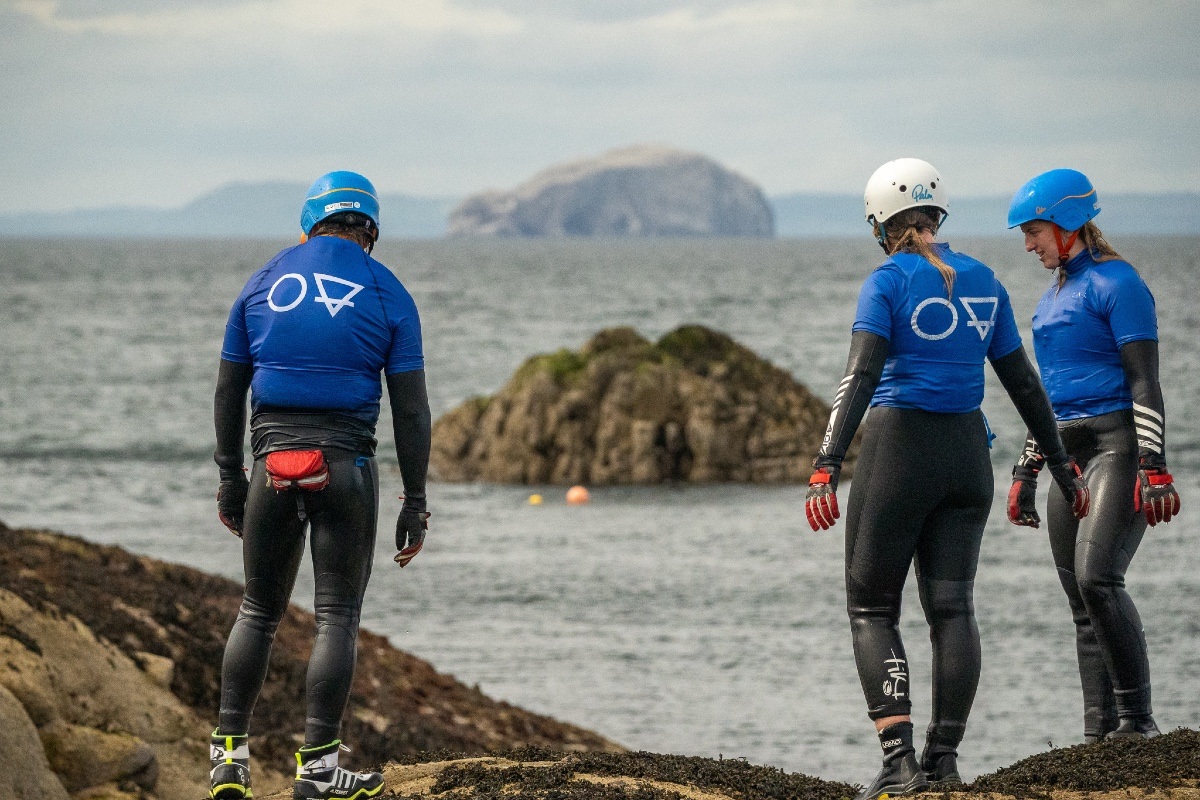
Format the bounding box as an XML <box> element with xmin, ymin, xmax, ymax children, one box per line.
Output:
<box><xmin>219</xmin><ymin>459</ymin><xmax>308</xmax><ymax>735</ymax></box>
<box><xmin>845</xmin><ymin>408</ymin><xmax>988</xmax><ymax>723</ymax></box>
<box><xmin>913</xmin><ymin>424</ymin><xmax>991</xmax><ymax>760</ymax></box>
<box><xmin>302</xmin><ymin>456</ymin><xmax>379</xmax><ymax>745</ymax></box>
<box><xmin>1048</xmin><ymin>411</ymin><xmax>1150</xmax><ymax>734</ymax></box>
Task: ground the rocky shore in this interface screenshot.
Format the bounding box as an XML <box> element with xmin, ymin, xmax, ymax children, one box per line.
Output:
<box><xmin>260</xmin><ymin>733</ymin><xmax>1200</xmax><ymax>800</ymax></box>
<box><xmin>0</xmin><ymin>522</ymin><xmax>619</xmax><ymax>799</ymax></box>
<box><xmin>432</xmin><ymin>325</ymin><xmax>857</xmax><ymax>485</ymax></box>
<box><xmin>3</xmin><ymin>521</ymin><xmax>1197</xmax><ymax>799</ymax></box>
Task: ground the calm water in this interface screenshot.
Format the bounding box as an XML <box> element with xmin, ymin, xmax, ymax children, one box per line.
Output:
<box><xmin>2</xmin><ymin>236</ymin><xmax>1198</xmax><ymax>783</ymax></box>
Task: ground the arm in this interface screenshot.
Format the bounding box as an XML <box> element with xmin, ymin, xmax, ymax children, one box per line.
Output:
<box><xmin>991</xmin><ymin>346</ymin><xmax>1089</xmax><ymax>522</ymax></box>
<box><xmin>805</xmin><ymin>330</ymin><xmax>888</xmax><ymax>531</ymax></box>
<box><xmin>214</xmin><ymin>359</ymin><xmax>253</xmax><ymax>535</ymax></box>
<box><xmin>990</xmin><ymin>347</ymin><xmax>1068</xmax><ymax>465</ymax></box>
<box><xmin>387</xmin><ymin>369</ymin><xmax>433</xmax><ymax>565</ymax></box>
<box><xmin>1121</xmin><ymin>339</ymin><xmax>1180</xmax><ymax>524</ymax></box>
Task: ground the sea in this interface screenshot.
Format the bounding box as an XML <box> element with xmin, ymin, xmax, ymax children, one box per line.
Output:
<box><xmin>2</xmin><ymin>236</ymin><xmax>1198</xmax><ymax>783</ymax></box>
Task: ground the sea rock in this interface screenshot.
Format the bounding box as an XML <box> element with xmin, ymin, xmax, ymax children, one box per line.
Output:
<box><xmin>0</xmin><ymin>522</ymin><xmax>624</xmax><ymax>799</ymax></box>
<box><xmin>447</xmin><ymin>144</ymin><xmax>774</xmax><ymax>237</ymax></box>
<box><xmin>432</xmin><ymin>325</ymin><xmax>856</xmax><ymax>485</ymax></box>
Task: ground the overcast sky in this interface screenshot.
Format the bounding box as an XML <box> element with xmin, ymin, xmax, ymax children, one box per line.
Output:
<box><xmin>3</xmin><ymin>0</ymin><xmax>1197</xmax><ymax>211</ymax></box>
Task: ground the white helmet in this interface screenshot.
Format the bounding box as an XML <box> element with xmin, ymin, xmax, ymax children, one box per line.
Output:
<box><xmin>864</xmin><ymin>158</ymin><xmax>948</xmax><ymax>227</ymax></box>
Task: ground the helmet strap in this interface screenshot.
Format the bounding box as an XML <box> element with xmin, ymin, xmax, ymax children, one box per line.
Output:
<box><xmin>874</xmin><ymin>221</ymin><xmax>887</xmax><ymax>249</ymax></box>
<box><xmin>1054</xmin><ymin>226</ymin><xmax>1080</xmax><ymax>266</ymax></box>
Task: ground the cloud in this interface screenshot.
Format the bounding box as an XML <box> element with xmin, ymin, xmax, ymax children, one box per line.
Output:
<box><xmin>11</xmin><ymin>0</ymin><xmax>524</xmax><ymax>37</ymax></box>
<box><xmin>2</xmin><ymin>0</ymin><xmax>1198</xmax><ymax>209</ymax></box>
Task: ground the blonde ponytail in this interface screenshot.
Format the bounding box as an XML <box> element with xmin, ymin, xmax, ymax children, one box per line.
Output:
<box><xmin>873</xmin><ymin>208</ymin><xmax>955</xmax><ymax>298</ymax></box>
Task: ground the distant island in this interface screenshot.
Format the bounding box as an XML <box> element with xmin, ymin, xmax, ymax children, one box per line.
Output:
<box><xmin>447</xmin><ymin>144</ymin><xmax>773</xmax><ymax>238</ymax></box>
<box><xmin>3</xmin><ymin>172</ymin><xmax>1198</xmax><ymax>239</ymax></box>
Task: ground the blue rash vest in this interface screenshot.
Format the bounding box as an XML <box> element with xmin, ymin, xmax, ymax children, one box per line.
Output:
<box><xmin>221</xmin><ymin>236</ymin><xmax>424</xmax><ymax>427</ymax></box>
<box><xmin>1031</xmin><ymin>250</ymin><xmax>1157</xmax><ymax>421</ymax></box>
<box><xmin>853</xmin><ymin>243</ymin><xmax>1023</xmax><ymax>413</ymax></box>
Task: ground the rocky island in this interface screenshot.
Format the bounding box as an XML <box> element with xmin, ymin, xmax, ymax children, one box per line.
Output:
<box><xmin>432</xmin><ymin>325</ymin><xmax>854</xmax><ymax>485</ymax></box>
<box><xmin>447</xmin><ymin>144</ymin><xmax>773</xmax><ymax>237</ymax></box>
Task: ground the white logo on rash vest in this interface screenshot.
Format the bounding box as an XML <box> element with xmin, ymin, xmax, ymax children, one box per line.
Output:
<box><xmin>881</xmin><ymin>737</ymin><xmax>902</xmax><ymax>748</ymax></box>
<box><xmin>958</xmin><ymin>296</ymin><xmax>999</xmax><ymax>340</ymax></box>
<box><xmin>313</xmin><ymin>274</ymin><xmax>363</xmax><ymax>317</ymax></box>
<box><xmin>265</xmin><ymin>272</ymin><xmax>364</xmax><ymax>318</ymax></box>
<box><xmin>911</xmin><ymin>296</ymin><xmax>999</xmax><ymax>341</ymax></box>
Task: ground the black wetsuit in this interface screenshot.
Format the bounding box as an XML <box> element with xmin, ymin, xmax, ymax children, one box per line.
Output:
<box><xmin>213</xmin><ymin>237</ymin><xmax>431</xmax><ymax>746</ymax></box>
<box><xmin>814</xmin><ymin>244</ymin><xmax>1075</xmax><ymax>762</ymax></box>
<box><xmin>1016</xmin><ymin>340</ymin><xmax>1168</xmax><ymax>737</ymax></box>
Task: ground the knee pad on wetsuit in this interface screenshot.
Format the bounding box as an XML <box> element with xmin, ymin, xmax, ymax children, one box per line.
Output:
<box><xmin>918</xmin><ymin>578</ymin><xmax>974</xmax><ymax>625</ymax></box>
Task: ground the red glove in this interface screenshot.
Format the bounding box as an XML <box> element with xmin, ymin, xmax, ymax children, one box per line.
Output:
<box><xmin>395</xmin><ymin>508</ymin><xmax>430</xmax><ymax>567</ymax></box>
<box><xmin>1007</xmin><ymin>465</ymin><xmax>1040</xmax><ymax>528</ymax></box>
<box><xmin>1134</xmin><ymin>467</ymin><xmax>1180</xmax><ymax>526</ymax></box>
<box><xmin>805</xmin><ymin>466</ymin><xmax>841</xmax><ymax>531</ymax></box>
<box><xmin>1047</xmin><ymin>457</ymin><xmax>1089</xmax><ymax>520</ymax></box>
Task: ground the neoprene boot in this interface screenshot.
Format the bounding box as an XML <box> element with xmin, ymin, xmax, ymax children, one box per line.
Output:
<box><xmin>920</xmin><ymin>722</ymin><xmax>965</xmax><ymax>784</ymax></box>
<box><xmin>1082</xmin><ymin>691</ymin><xmax>1119</xmax><ymax>742</ymax></box>
<box><xmin>1108</xmin><ymin>686</ymin><xmax>1160</xmax><ymax>740</ymax></box>
<box><xmin>209</xmin><ymin>730</ymin><xmax>252</xmax><ymax>800</ymax></box>
<box><xmin>855</xmin><ymin>723</ymin><xmax>930</xmax><ymax>800</ymax></box>
<box><xmin>294</xmin><ymin>740</ymin><xmax>384</xmax><ymax>799</ymax></box>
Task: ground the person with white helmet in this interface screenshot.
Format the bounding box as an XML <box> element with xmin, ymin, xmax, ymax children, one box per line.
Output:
<box><xmin>208</xmin><ymin>171</ymin><xmax>431</xmax><ymax>799</ymax></box>
<box><xmin>1005</xmin><ymin>168</ymin><xmax>1180</xmax><ymax>742</ymax></box>
<box><xmin>804</xmin><ymin>159</ymin><xmax>1089</xmax><ymax>798</ymax></box>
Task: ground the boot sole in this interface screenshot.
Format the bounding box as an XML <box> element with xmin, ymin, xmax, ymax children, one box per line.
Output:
<box><xmin>857</xmin><ymin>775</ymin><xmax>930</xmax><ymax>800</ymax></box>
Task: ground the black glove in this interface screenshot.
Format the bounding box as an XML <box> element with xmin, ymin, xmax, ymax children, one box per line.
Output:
<box><xmin>395</xmin><ymin>500</ymin><xmax>430</xmax><ymax>568</ymax></box>
<box><xmin>1007</xmin><ymin>464</ymin><xmax>1041</xmax><ymax>528</ymax></box>
<box><xmin>805</xmin><ymin>462</ymin><xmax>842</xmax><ymax>531</ymax></box>
<box><xmin>1135</xmin><ymin>456</ymin><xmax>1180</xmax><ymax>526</ymax></box>
<box><xmin>1046</xmin><ymin>456</ymin><xmax>1089</xmax><ymax>520</ymax></box>
<box><xmin>217</xmin><ymin>467</ymin><xmax>249</xmax><ymax>537</ymax></box>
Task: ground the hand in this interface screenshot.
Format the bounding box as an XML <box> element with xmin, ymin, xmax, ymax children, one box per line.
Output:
<box><xmin>217</xmin><ymin>467</ymin><xmax>249</xmax><ymax>537</ymax></box>
<box><xmin>1007</xmin><ymin>465</ymin><xmax>1040</xmax><ymax>528</ymax></box>
<box><xmin>805</xmin><ymin>465</ymin><xmax>841</xmax><ymax>531</ymax></box>
<box><xmin>395</xmin><ymin>508</ymin><xmax>430</xmax><ymax>567</ymax></box>
<box><xmin>1047</xmin><ymin>457</ymin><xmax>1089</xmax><ymax>520</ymax></box>
<box><xmin>1135</xmin><ymin>466</ymin><xmax>1180</xmax><ymax>526</ymax></box>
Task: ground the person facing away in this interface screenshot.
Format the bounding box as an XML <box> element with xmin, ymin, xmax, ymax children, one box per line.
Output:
<box><xmin>1005</xmin><ymin>168</ymin><xmax>1181</xmax><ymax>742</ymax></box>
<box><xmin>802</xmin><ymin>158</ymin><xmax>1089</xmax><ymax>800</ymax></box>
<box><xmin>208</xmin><ymin>170</ymin><xmax>432</xmax><ymax>800</ymax></box>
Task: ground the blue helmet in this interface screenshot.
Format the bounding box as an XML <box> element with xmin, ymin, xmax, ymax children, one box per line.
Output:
<box><xmin>300</xmin><ymin>171</ymin><xmax>380</xmax><ymax>235</ymax></box>
<box><xmin>1007</xmin><ymin>168</ymin><xmax>1100</xmax><ymax>231</ymax></box>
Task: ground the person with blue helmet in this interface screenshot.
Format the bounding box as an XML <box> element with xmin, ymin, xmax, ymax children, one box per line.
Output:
<box><xmin>207</xmin><ymin>170</ymin><xmax>431</xmax><ymax>799</ymax></box>
<box><xmin>1005</xmin><ymin>168</ymin><xmax>1180</xmax><ymax>742</ymax></box>
<box><xmin>804</xmin><ymin>158</ymin><xmax>1088</xmax><ymax>799</ymax></box>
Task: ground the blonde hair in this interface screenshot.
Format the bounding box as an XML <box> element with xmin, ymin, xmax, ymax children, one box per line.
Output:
<box><xmin>1078</xmin><ymin>221</ymin><xmax>1122</xmax><ymax>262</ymax></box>
<box><xmin>873</xmin><ymin>207</ymin><xmax>955</xmax><ymax>298</ymax></box>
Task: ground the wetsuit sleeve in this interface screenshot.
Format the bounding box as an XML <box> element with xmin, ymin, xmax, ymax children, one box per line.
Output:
<box><xmin>990</xmin><ymin>346</ymin><xmax>1069</xmax><ymax>465</ymax></box>
<box><xmin>814</xmin><ymin>330</ymin><xmax>889</xmax><ymax>468</ymax></box>
<box><xmin>1120</xmin><ymin>339</ymin><xmax>1168</xmax><ymax>465</ymax></box>
<box><xmin>214</xmin><ymin>358</ymin><xmax>253</xmax><ymax>469</ymax></box>
<box><xmin>386</xmin><ymin>369</ymin><xmax>432</xmax><ymax>513</ymax></box>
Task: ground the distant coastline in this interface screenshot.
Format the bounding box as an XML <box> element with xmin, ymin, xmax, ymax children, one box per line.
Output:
<box><xmin>3</xmin><ymin>183</ymin><xmax>1198</xmax><ymax>238</ymax></box>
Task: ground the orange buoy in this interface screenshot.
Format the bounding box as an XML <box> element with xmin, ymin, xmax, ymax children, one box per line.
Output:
<box><xmin>565</xmin><ymin>485</ymin><xmax>590</xmax><ymax>505</ymax></box>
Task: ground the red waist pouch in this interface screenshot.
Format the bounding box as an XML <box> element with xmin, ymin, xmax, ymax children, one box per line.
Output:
<box><xmin>264</xmin><ymin>450</ymin><xmax>330</xmax><ymax>491</ymax></box>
